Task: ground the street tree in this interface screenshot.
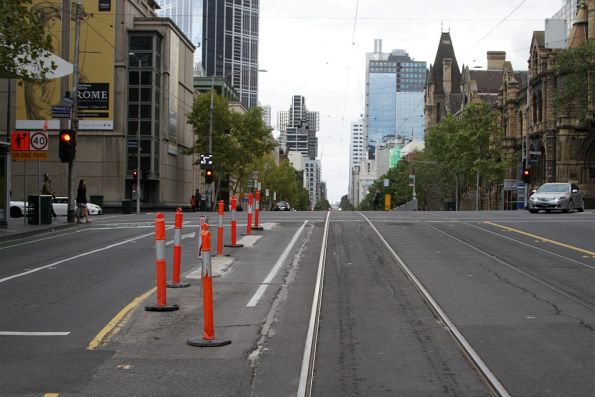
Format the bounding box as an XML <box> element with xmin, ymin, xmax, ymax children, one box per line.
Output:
<box><xmin>186</xmin><ymin>90</ymin><xmax>275</xmax><ymax>197</ymax></box>
<box><xmin>555</xmin><ymin>40</ymin><xmax>595</xmax><ymax>123</ymax></box>
<box><xmin>0</xmin><ymin>0</ymin><xmax>57</xmax><ymax>80</ymax></box>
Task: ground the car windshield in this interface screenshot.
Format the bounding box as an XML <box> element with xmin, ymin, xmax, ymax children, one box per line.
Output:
<box><xmin>537</xmin><ymin>183</ymin><xmax>570</xmax><ymax>193</ymax></box>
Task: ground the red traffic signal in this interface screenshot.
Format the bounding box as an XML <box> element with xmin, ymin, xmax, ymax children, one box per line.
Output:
<box><xmin>205</xmin><ymin>169</ymin><xmax>214</xmax><ymax>184</ymax></box>
<box><xmin>58</xmin><ymin>129</ymin><xmax>76</xmax><ymax>163</ymax></box>
<box><xmin>132</xmin><ymin>169</ymin><xmax>139</xmax><ymax>180</ymax></box>
<box><xmin>521</xmin><ymin>167</ymin><xmax>531</xmax><ymax>184</ymax></box>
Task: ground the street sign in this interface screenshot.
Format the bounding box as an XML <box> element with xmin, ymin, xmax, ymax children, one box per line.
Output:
<box><xmin>51</xmin><ymin>105</ymin><xmax>71</xmax><ymax>118</ymax></box>
<box><xmin>10</xmin><ymin>131</ymin><xmax>48</xmax><ymax>160</ymax></box>
<box><xmin>383</xmin><ymin>178</ymin><xmax>389</xmax><ymax>187</ymax></box>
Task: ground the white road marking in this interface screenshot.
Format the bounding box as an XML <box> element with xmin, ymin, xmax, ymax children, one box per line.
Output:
<box><xmin>246</xmin><ymin>221</ymin><xmax>307</xmax><ymax>307</ymax></box>
<box><xmin>185</xmin><ymin>256</ymin><xmax>235</xmax><ymax>279</ymax></box>
<box><xmin>0</xmin><ymin>331</ymin><xmax>70</xmax><ymax>336</ymax></box>
<box><xmin>0</xmin><ymin>230</ymin><xmax>159</xmax><ymax>284</ymax></box>
<box><xmin>166</xmin><ymin>232</ymin><xmax>196</xmax><ymax>246</ymax></box>
<box><xmin>236</xmin><ymin>235</ymin><xmax>262</xmax><ymax>247</ymax></box>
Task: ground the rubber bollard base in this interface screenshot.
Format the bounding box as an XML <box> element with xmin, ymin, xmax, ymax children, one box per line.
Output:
<box><xmin>224</xmin><ymin>243</ymin><xmax>244</xmax><ymax>248</ymax></box>
<box><xmin>251</xmin><ymin>226</ymin><xmax>264</xmax><ymax>230</ymax></box>
<box><xmin>241</xmin><ymin>232</ymin><xmax>252</xmax><ymax>236</ymax></box>
<box><xmin>145</xmin><ymin>304</ymin><xmax>179</xmax><ymax>312</ymax></box>
<box><xmin>187</xmin><ymin>337</ymin><xmax>231</xmax><ymax>347</ymax></box>
<box><xmin>167</xmin><ymin>282</ymin><xmax>191</xmax><ymax>288</ymax></box>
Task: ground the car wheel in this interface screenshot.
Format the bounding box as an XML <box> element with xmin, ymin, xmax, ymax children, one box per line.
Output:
<box><xmin>10</xmin><ymin>206</ymin><xmax>23</xmax><ymax>218</ymax></box>
<box><xmin>577</xmin><ymin>205</ymin><xmax>584</xmax><ymax>213</ymax></box>
<box><xmin>566</xmin><ymin>200</ymin><xmax>575</xmax><ymax>213</ymax></box>
<box><xmin>545</xmin><ymin>210</ymin><xmax>551</xmax><ymax>213</ymax></box>
<box><xmin>528</xmin><ymin>209</ymin><xmax>538</xmax><ymax>214</ymax></box>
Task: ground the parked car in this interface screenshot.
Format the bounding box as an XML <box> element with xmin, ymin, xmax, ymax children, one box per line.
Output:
<box><xmin>273</xmin><ymin>201</ymin><xmax>292</xmax><ymax>211</ymax></box>
<box><xmin>10</xmin><ymin>197</ymin><xmax>103</xmax><ymax>218</ymax></box>
<box><xmin>527</xmin><ymin>182</ymin><xmax>584</xmax><ymax>213</ymax></box>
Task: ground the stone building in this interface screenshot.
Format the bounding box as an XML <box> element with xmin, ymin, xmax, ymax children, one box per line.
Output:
<box><xmin>499</xmin><ymin>0</ymin><xmax>595</xmax><ymax>207</ymax></box>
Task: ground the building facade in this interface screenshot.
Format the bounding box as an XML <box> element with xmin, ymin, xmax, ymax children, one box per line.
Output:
<box><xmin>4</xmin><ymin>0</ymin><xmax>197</xmax><ymax>209</ymax></box>
<box><xmin>202</xmin><ymin>0</ymin><xmax>259</xmax><ymax>108</ymax></box>
<box><xmin>348</xmin><ymin>120</ymin><xmax>365</xmax><ymax>203</ymax></box>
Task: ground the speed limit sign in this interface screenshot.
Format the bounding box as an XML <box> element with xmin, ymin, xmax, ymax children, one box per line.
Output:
<box><xmin>30</xmin><ymin>132</ymin><xmax>49</xmax><ymax>151</ymax></box>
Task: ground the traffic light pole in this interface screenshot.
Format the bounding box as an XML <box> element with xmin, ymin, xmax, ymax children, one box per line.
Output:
<box><xmin>208</xmin><ymin>75</ymin><xmax>214</xmax><ymax>211</ymax></box>
<box><xmin>68</xmin><ymin>0</ymin><xmax>83</xmax><ymax>224</ymax></box>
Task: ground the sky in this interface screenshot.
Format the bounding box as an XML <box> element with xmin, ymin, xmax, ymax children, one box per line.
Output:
<box><xmin>257</xmin><ymin>0</ymin><xmax>567</xmax><ymax>204</ymax></box>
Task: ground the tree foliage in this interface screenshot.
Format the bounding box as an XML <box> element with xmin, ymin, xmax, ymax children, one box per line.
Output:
<box><xmin>186</xmin><ymin>91</ymin><xmax>276</xmax><ymax>195</ymax></box>
<box><xmin>423</xmin><ymin>103</ymin><xmax>507</xmax><ymax>208</ymax></box>
<box><xmin>0</xmin><ymin>0</ymin><xmax>57</xmax><ymax>80</ymax></box>
<box><xmin>339</xmin><ymin>195</ymin><xmax>354</xmax><ymax>210</ymax></box>
<box><xmin>259</xmin><ymin>158</ymin><xmax>309</xmax><ymax>210</ymax></box>
<box><xmin>555</xmin><ymin>40</ymin><xmax>595</xmax><ymax>123</ymax></box>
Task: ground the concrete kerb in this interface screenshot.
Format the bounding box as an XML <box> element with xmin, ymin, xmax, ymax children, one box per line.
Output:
<box><xmin>0</xmin><ymin>221</ymin><xmax>78</xmax><ymax>243</ymax></box>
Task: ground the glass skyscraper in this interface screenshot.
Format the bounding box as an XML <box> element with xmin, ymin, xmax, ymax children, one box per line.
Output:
<box><xmin>157</xmin><ymin>0</ymin><xmax>203</xmax><ymax>75</ymax></box>
<box><xmin>365</xmin><ymin>40</ymin><xmax>426</xmax><ymax>152</ymax></box>
<box><xmin>203</xmin><ymin>0</ymin><xmax>259</xmax><ymax>108</ymax></box>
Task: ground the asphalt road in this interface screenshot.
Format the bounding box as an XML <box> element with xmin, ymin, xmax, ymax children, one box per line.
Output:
<box><xmin>0</xmin><ymin>209</ymin><xmax>593</xmax><ymax>396</ymax></box>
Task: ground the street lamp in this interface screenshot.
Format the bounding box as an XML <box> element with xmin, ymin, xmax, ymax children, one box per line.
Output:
<box><xmin>129</xmin><ymin>52</ymin><xmax>142</xmax><ymax>214</ymax></box>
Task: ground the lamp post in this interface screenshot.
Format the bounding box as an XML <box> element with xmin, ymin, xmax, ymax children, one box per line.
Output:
<box><xmin>129</xmin><ymin>52</ymin><xmax>142</xmax><ymax>214</ymax></box>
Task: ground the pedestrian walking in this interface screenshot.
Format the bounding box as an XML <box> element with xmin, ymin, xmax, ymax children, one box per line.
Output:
<box><xmin>76</xmin><ymin>179</ymin><xmax>91</xmax><ymax>224</ymax></box>
<box><xmin>373</xmin><ymin>190</ymin><xmax>382</xmax><ymax>211</ymax></box>
<box><xmin>41</xmin><ymin>174</ymin><xmax>57</xmax><ymax>218</ymax></box>
<box><xmin>191</xmin><ymin>189</ymin><xmax>200</xmax><ymax>212</ymax></box>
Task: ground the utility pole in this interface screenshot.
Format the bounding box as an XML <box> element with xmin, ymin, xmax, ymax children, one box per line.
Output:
<box><xmin>68</xmin><ymin>0</ymin><xmax>83</xmax><ymax>223</ymax></box>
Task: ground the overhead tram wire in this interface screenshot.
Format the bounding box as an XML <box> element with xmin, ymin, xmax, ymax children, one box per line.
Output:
<box><xmin>472</xmin><ymin>0</ymin><xmax>529</xmax><ymax>48</ymax></box>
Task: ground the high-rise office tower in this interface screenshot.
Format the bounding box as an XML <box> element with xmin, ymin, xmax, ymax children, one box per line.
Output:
<box><xmin>203</xmin><ymin>0</ymin><xmax>259</xmax><ymax>108</ymax></box>
<box><xmin>349</xmin><ymin>120</ymin><xmax>365</xmax><ymax>203</ymax></box>
<box><xmin>278</xmin><ymin>95</ymin><xmax>320</xmax><ymax>158</ymax></box>
<box><xmin>157</xmin><ymin>0</ymin><xmax>204</xmax><ymax>75</ymax></box>
<box><xmin>365</xmin><ymin>40</ymin><xmax>426</xmax><ymax>153</ymax></box>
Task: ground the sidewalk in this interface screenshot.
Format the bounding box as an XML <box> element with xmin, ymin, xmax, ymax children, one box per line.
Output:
<box><xmin>0</xmin><ymin>216</ymin><xmax>77</xmax><ymax>242</ymax></box>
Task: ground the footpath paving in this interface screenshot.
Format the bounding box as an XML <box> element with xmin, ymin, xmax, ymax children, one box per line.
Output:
<box><xmin>0</xmin><ymin>216</ymin><xmax>77</xmax><ymax>242</ymax></box>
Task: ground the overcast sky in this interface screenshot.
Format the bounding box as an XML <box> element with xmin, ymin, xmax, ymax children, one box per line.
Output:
<box><xmin>258</xmin><ymin>0</ymin><xmax>566</xmax><ymax>203</ymax></box>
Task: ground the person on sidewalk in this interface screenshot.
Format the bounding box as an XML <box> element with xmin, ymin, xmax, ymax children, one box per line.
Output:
<box><xmin>41</xmin><ymin>174</ymin><xmax>57</xmax><ymax>218</ymax></box>
<box><xmin>373</xmin><ymin>190</ymin><xmax>382</xmax><ymax>211</ymax></box>
<box><xmin>76</xmin><ymin>179</ymin><xmax>91</xmax><ymax>224</ymax></box>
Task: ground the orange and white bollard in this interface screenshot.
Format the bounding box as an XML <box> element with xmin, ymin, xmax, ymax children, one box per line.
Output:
<box><xmin>225</xmin><ymin>196</ymin><xmax>243</xmax><ymax>248</ymax></box>
<box><xmin>216</xmin><ymin>200</ymin><xmax>224</xmax><ymax>256</ymax></box>
<box><xmin>146</xmin><ymin>213</ymin><xmax>179</xmax><ymax>312</ymax></box>
<box><xmin>252</xmin><ymin>190</ymin><xmax>263</xmax><ymax>230</ymax></box>
<box><xmin>187</xmin><ymin>224</ymin><xmax>231</xmax><ymax>347</ymax></box>
<box><xmin>243</xmin><ymin>193</ymin><xmax>253</xmax><ymax>235</ymax></box>
<box><xmin>168</xmin><ymin>208</ymin><xmax>190</xmax><ymax>288</ymax></box>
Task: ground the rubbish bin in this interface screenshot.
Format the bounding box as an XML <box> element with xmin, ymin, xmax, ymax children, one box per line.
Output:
<box><xmin>27</xmin><ymin>195</ymin><xmax>53</xmax><ymax>225</ymax></box>
<box><xmin>90</xmin><ymin>195</ymin><xmax>104</xmax><ymax>208</ymax></box>
<box><xmin>122</xmin><ymin>199</ymin><xmax>132</xmax><ymax>214</ymax></box>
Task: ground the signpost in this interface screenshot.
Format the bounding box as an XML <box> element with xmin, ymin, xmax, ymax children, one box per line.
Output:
<box><xmin>10</xmin><ymin>131</ymin><xmax>49</xmax><ymax>160</ymax></box>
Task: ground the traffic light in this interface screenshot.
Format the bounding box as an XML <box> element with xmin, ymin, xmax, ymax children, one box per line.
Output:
<box><xmin>132</xmin><ymin>169</ymin><xmax>139</xmax><ymax>180</ymax></box>
<box><xmin>205</xmin><ymin>169</ymin><xmax>214</xmax><ymax>184</ymax></box>
<box><xmin>521</xmin><ymin>165</ymin><xmax>531</xmax><ymax>184</ymax></box>
<box><xmin>58</xmin><ymin>129</ymin><xmax>76</xmax><ymax>163</ymax></box>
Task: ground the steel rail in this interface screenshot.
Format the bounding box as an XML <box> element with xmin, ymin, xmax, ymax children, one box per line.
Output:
<box><xmin>361</xmin><ymin>212</ymin><xmax>511</xmax><ymax>397</ymax></box>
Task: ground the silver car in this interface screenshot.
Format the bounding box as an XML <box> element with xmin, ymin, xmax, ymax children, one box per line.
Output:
<box><xmin>527</xmin><ymin>182</ymin><xmax>585</xmax><ymax>213</ymax></box>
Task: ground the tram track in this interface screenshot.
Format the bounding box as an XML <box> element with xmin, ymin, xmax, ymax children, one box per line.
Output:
<box><xmin>417</xmin><ymin>216</ymin><xmax>595</xmax><ymax>312</ymax></box>
<box><xmin>360</xmin><ymin>212</ymin><xmax>510</xmax><ymax>397</ymax></box>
